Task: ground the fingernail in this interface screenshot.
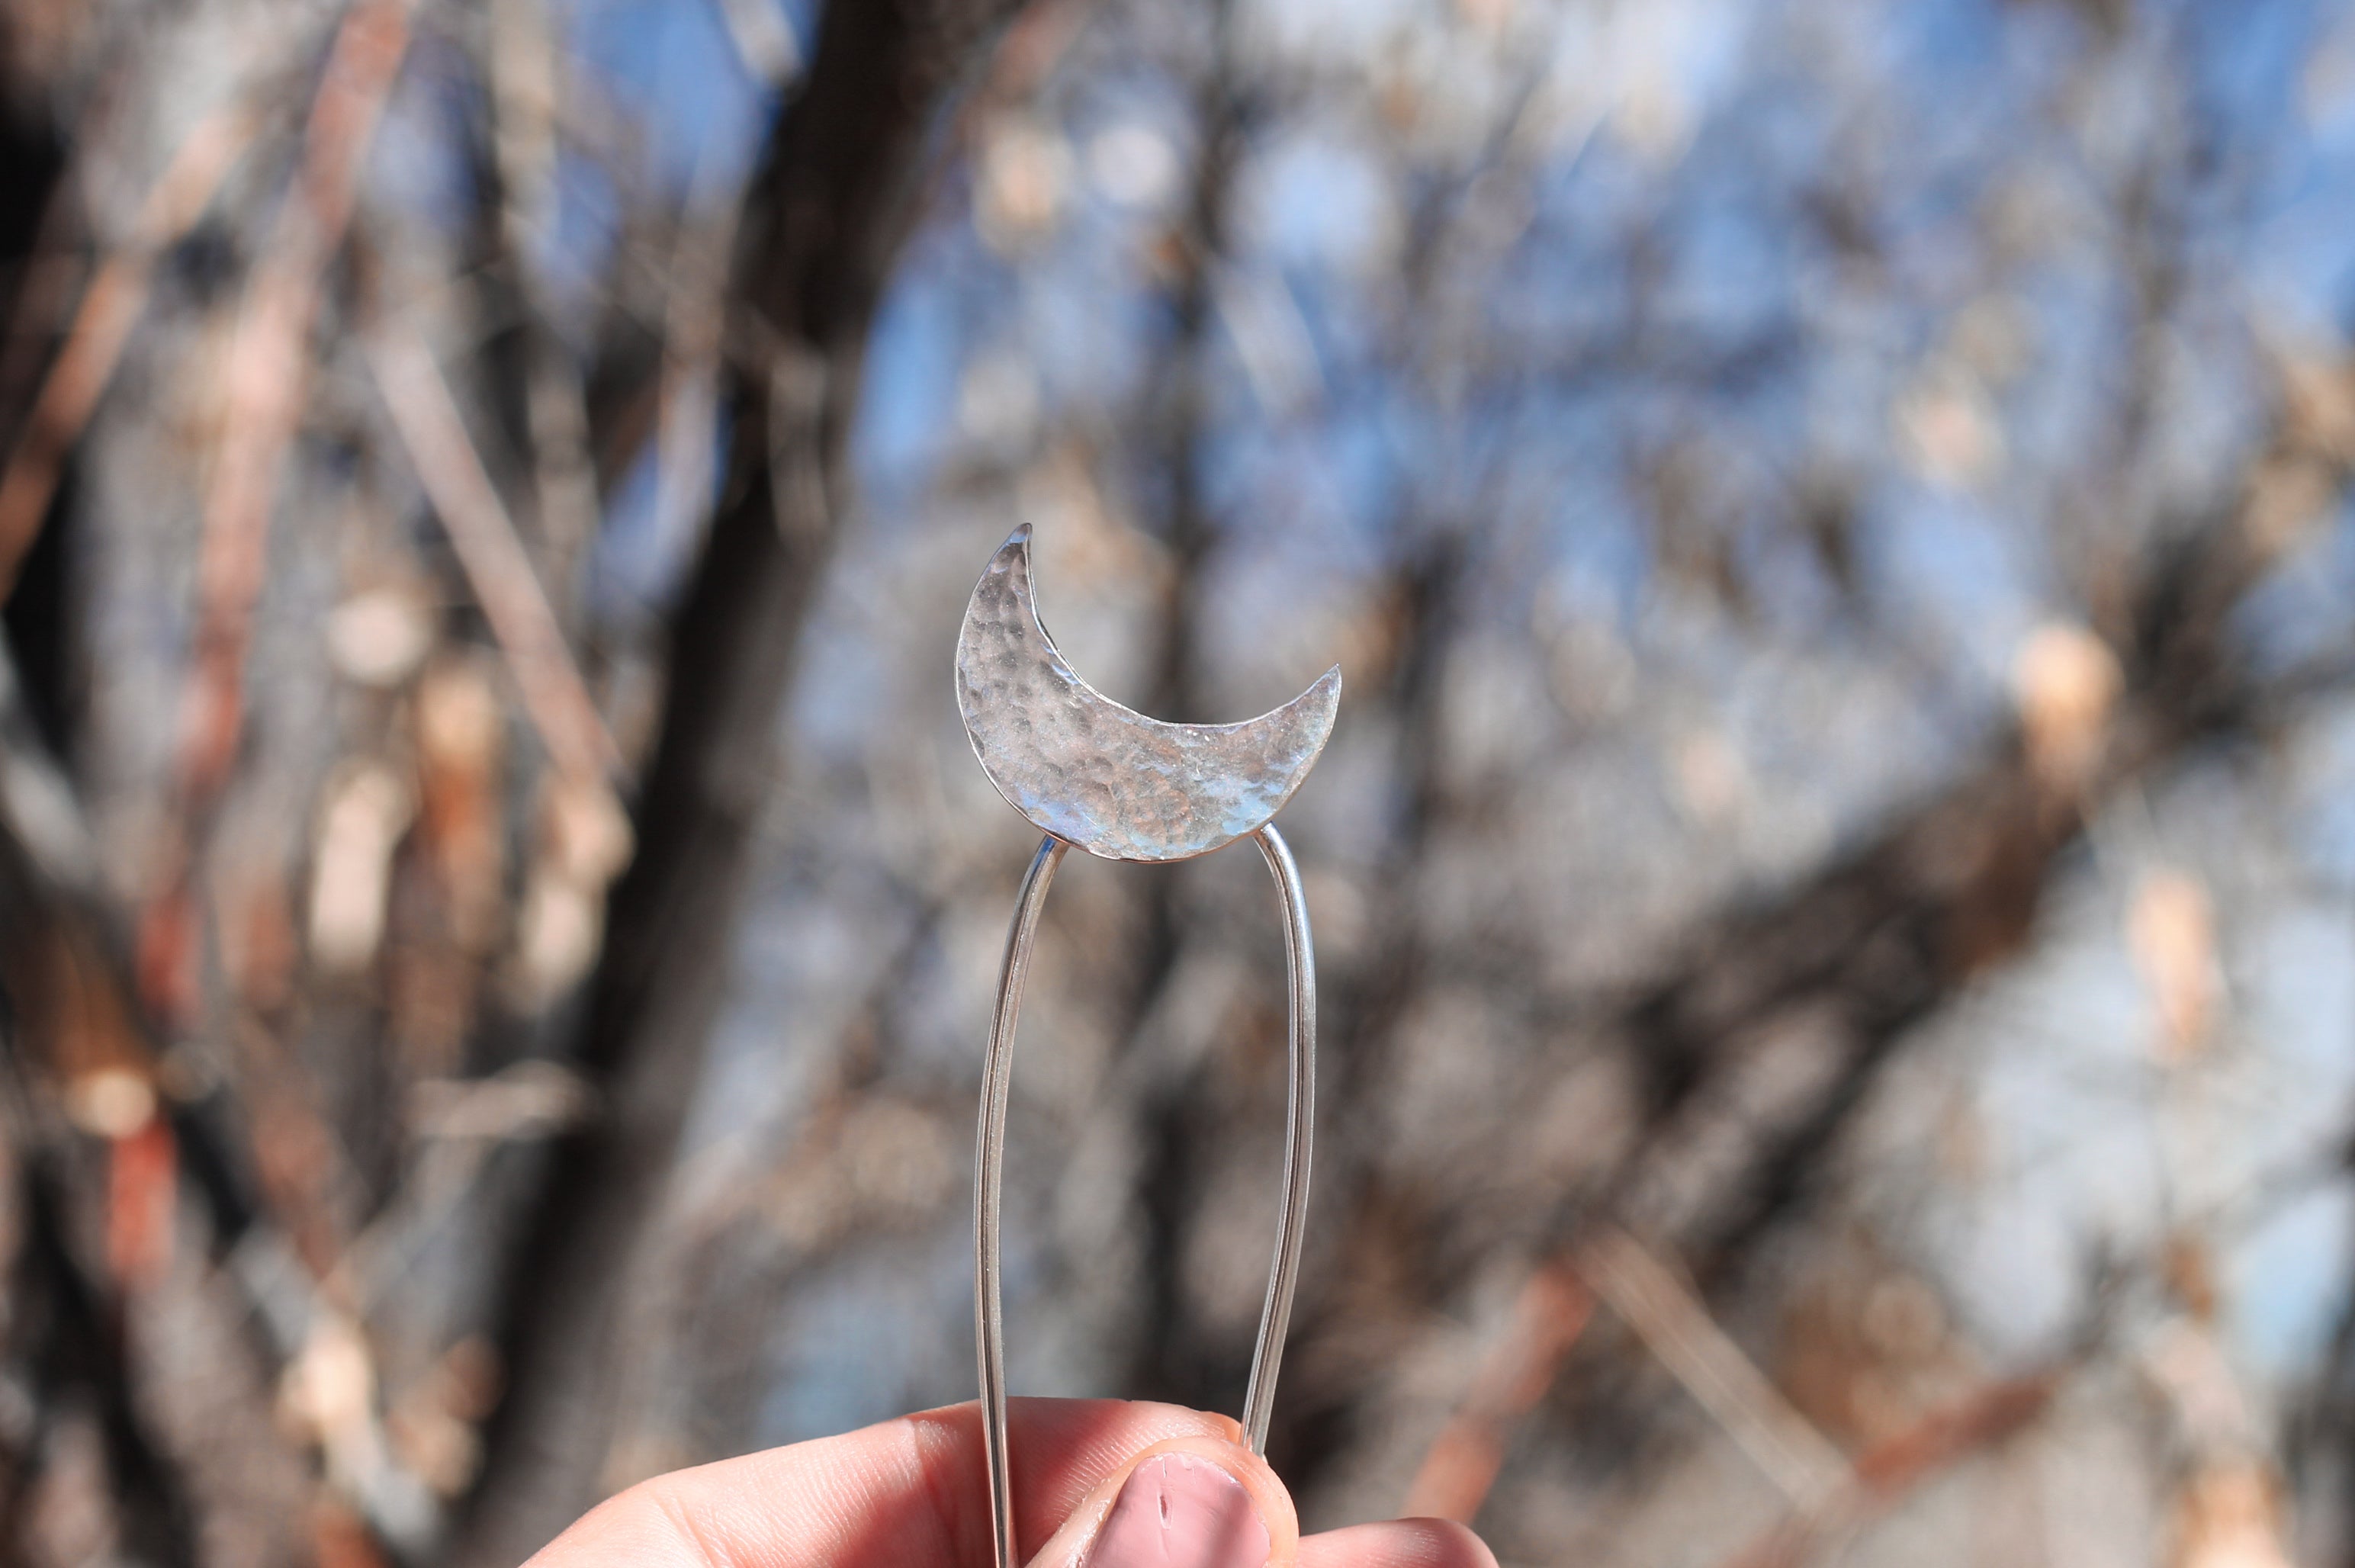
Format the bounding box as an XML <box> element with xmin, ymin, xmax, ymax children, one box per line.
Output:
<box><xmin>1082</xmin><ymin>1451</ymin><xmax>1271</xmax><ymax>1568</ymax></box>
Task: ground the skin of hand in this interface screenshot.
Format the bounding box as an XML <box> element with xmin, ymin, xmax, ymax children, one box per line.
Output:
<box><xmin>526</xmin><ymin>1396</ymin><xmax>1497</xmax><ymax>1568</ymax></box>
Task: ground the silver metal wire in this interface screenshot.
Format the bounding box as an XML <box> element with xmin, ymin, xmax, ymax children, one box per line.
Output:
<box><xmin>975</xmin><ymin>833</ymin><xmax>1065</xmax><ymax>1568</ymax></box>
<box><xmin>972</xmin><ymin>823</ymin><xmax>1318</xmax><ymax>1568</ymax></box>
<box><xmin>1240</xmin><ymin>822</ymin><xmax>1315</xmax><ymax>1452</ymax></box>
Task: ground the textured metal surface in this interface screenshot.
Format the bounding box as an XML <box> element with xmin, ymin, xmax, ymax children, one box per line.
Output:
<box><xmin>972</xmin><ymin>827</ymin><xmax>1316</xmax><ymax>1568</ymax></box>
<box><xmin>956</xmin><ymin>522</ymin><xmax>1341</xmax><ymax>863</ymax></box>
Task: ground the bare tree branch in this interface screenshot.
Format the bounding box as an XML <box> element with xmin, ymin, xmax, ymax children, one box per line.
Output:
<box><xmin>143</xmin><ymin>0</ymin><xmax>417</xmax><ymax>1031</ymax></box>
<box><xmin>365</xmin><ymin>329</ymin><xmax>621</xmax><ymax>789</ymax></box>
<box><xmin>452</xmin><ymin>2</ymin><xmax>1040</xmax><ymax>1557</ymax></box>
<box><xmin>0</xmin><ymin>88</ymin><xmax>264</xmax><ymax>600</ymax></box>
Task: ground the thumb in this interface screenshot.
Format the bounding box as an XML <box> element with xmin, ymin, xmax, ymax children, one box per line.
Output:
<box><xmin>1025</xmin><ymin>1434</ymin><xmax>1300</xmax><ymax>1568</ymax></box>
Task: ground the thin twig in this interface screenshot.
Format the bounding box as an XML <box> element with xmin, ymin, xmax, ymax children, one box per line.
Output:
<box><xmin>174</xmin><ymin>0</ymin><xmax>416</xmax><ymax>803</ymax></box>
<box><xmin>1718</xmin><ymin>1370</ymin><xmax>2061</xmax><ymax>1568</ymax></box>
<box><xmin>142</xmin><ymin>0</ymin><xmax>418</xmax><ymax>1035</ymax></box>
<box><xmin>364</xmin><ymin>329</ymin><xmax>622</xmax><ymax>787</ymax></box>
<box><xmin>649</xmin><ymin>143</ymin><xmax>742</xmax><ymax>564</ymax></box>
<box><xmin>1401</xmin><ymin>1261</ymin><xmax>1594</xmax><ymax>1521</ymax></box>
<box><xmin>489</xmin><ymin>0</ymin><xmax>602</xmax><ymax>623</ymax></box>
<box><xmin>710</xmin><ymin>0</ymin><xmax>801</xmax><ymax>86</ymax></box>
<box><xmin>1580</xmin><ymin>1226</ymin><xmax>1851</xmax><ymax>1511</ymax></box>
<box><xmin>0</xmin><ymin>639</ymin><xmax>413</xmax><ymax>1557</ymax></box>
<box><xmin>451</xmin><ymin>0</ymin><xmax>1041</xmax><ymax>1550</ymax></box>
<box><xmin>0</xmin><ymin>96</ymin><xmax>264</xmax><ymax>600</ymax></box>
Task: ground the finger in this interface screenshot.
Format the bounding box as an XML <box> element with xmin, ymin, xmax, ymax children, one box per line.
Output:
<box><xmin>528</xmin><ymin>1397</ymin><xmax>1240</xmax><ymax>1568</ymax></box>
<box><xmin>1299</xmin><ymin>1518</ymin><xmax>1499</xmax><ymax>1568</ymax></box>
<box><xmin>1023</xmin><ymin>1432</ymin><xmax>1300</xmax><ymax>1568</ymax></box>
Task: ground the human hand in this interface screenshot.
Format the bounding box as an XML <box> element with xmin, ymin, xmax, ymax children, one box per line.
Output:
<box><xmin>528</xmin><ymin>1396</ymin><xmax>1496</xmax><ymax>1567</ymax></box>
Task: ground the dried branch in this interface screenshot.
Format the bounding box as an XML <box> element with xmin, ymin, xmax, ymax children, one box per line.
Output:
<box><xmin>365</xmin><ymin>329</ymin><xmax>621</xmax><ymax>788</ymax></box>
<box><xmin>121</xmin><ymin>1</ymin><xmax>417</xmax><ymax>1113</ymax></box>
<box><xmin>451</xmin><ymin>1</ymin><xmax>1042</xmax><ymax>1557</ymax></box>
<box><xmin>1580</xmin><ymin>1228</ymin><xmax>1848</xmax><ymax>1510</ymax></box>
<box><xmin>0</xmin><ymin>630</ymin><xmax>485</xmax><ymax>1559</ymax></box>
<box><xmin>1400</xmin><ymin>1261</ymin><xmax>1592</xmax><ymax>1521</ymax></box>
<box><xmin>1380</xmin><ymin>394</ymin><xmax>2328</xmax><ymax>1529</ymax></box>
<box><xmin>710</xmin><ymin>0</ymin><xmax>802</xmax><ymax>88</ymax></box>
<box><xmin>0</xmin><ymin>92</ymin><xmax>263</xmax><ymax>600</ymax></box>
<box><xmin>1720</xmin><ymin>1370</ymin><xmax>2061</xmax><ymax>1568</ymax></box>
<box><xmin>487</xmin><ymin>0</ymin><xmax>602</xmax><ymax>624</ymax></box>
<box><xmin>0</xmin><ymin>1113</ymin><xmax>202</xmax><ymax>1568</ymax></box>
<box><xmin>169</xmin><ymin>0</ymin><xmax>415</xmax><ymax>811</ymax></box>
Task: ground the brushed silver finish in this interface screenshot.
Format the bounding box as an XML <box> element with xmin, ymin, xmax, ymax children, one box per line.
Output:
<box><xmin>955</xmin><ymin>522</ymin><xmax>1341</xmax><ymax>863</ymax></box>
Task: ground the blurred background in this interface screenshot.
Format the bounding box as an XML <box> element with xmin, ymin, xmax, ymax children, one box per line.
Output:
<box><xmin>0</xmin><ymin>0</ymin><xmax>2353</xmax><ymax>1563</ymax></box>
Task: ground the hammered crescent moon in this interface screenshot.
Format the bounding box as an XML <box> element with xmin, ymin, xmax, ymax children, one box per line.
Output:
<box><xmin>956</xmin><ymin>524</ymin><xmax>1341</xmax><ymax>863</ymax></box>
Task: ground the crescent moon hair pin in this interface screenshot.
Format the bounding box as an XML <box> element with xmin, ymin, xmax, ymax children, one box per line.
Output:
<box><xmin>958</xmin><ymin>522</ymin><xmax>1338</xmax><ymax>1568</ymax></box>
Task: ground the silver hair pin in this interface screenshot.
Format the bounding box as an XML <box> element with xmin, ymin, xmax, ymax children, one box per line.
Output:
<box><xmin>956</xmin><ymin>523</ymin><xmax>1338</xmax><ymax>1568</ymax></box>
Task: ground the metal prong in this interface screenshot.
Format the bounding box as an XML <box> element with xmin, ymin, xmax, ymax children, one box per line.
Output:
<box><xmin>976</xmin><ymin>834</ymin><xmax>1065</xmax><ymax>1568</ymax></box>
<box><xmin>974</xmin><ymin>824</ymin><xmax>1318</xmax><ymax>1564</ymax></box>
<box><xmin>1241</xmin><ymin>822</ymin><xmax>1316</xmax><ymax>1455</ymax></box>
